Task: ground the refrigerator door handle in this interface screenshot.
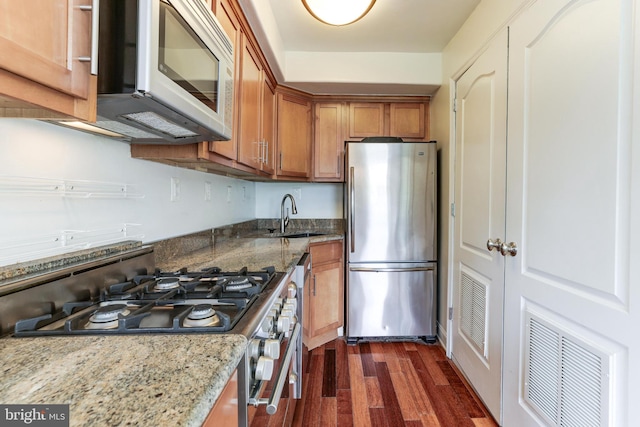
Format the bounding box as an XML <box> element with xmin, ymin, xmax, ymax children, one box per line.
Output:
<box><xmin>349</xmin><ymin>266</ymin><xmax>435</xmax><ymax>273</ymax></box>
<box><xmin>350</xmin><ymin>166</ymin><xmax>355</xmax><ymax>253</ymax></box>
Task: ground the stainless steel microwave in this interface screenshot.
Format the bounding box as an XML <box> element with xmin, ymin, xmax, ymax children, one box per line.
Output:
<box><xmin>84</xmin><ymin>0</ymin><xmax>234</xmax><ymax>144</ymax></box>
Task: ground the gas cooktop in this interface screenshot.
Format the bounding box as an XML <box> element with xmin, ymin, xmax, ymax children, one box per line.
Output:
<box><xmin>13</xmin><ymin>265</ymin><xmax>279</xmax><ymax>336</ymax></box>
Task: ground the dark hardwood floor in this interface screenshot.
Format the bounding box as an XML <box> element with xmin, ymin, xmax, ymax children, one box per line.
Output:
<box><xmin>291</xmin><ymin>338</ymin><xmax>498</xmax><ymax>427</ymax></box>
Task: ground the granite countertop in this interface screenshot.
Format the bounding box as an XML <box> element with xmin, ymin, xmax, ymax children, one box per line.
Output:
<box><xmin>152</xmin><ymin>219</ymin><xmax>344</xmax><ymax>274</ymax></box>
<box><xmin>156</xmin><ymin>237</ymin><xmax>310</xmax><ymax>273</ymax></box>
<box><xmin>0</xmin><ymin>334</ymin><xmax>246</xmax><ymax>427</ymax></box>
<box><xmin>0</xmin><ymin>219</ymin><xmax>344</xmax><ymax>426</ymax></box>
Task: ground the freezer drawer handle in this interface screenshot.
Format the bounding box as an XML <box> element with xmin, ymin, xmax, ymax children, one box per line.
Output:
<box><xmin>350</xmin><ymin>267</ymin><xmax>435</xmax><ymax>273</ymax></box>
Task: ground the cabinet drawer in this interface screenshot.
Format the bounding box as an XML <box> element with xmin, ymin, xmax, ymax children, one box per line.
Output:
<box><xmin>310</xmin><ymin>240</ymin><xmax>343</xmax><ymax>265</ymax></box>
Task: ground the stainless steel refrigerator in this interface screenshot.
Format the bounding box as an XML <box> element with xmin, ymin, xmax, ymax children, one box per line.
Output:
<box><xmin>345</xmin><ymin>140</ymin><xmax>437</xmax><ymax>343</ymax></box>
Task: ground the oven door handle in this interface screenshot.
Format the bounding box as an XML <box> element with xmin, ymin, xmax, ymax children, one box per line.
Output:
<box><xmin>255</xmin><ymin>322</ymin><xmax>301</xmax><ymax>415</ymax></box>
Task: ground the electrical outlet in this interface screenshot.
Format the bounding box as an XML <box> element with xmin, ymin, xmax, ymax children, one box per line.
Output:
<box><xmin>242</xmin><ymin>186</ymin><xmax>247</xmax><ymax>201</ymax></box>
<box><xmin>204</xmin><ymin>181</ymin><xmax>212</xmax><ymax>201</ymax></box>
<box><xmin>227</xmin><ymin>186</ymin><xmax>232</xmax><ymax>203</ymax></box>
<box><xmin>170</xmin><ymin>177</ymin><xmax>180</xmax><ymax>202</ymax></box>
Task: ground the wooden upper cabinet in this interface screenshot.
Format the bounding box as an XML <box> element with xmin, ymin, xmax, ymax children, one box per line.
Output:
<box><xmin>209</xmin><ymin>0</ymin><xmax>241</xmax><ymax>160</ymax></box>
<box><xmin>237</xmin><ymin>38</ymin><xmax>263</xmax><ymax>170</ymax></box>
<box><xmin>277</xmin><ymin>93</ymin><xmax>312</xmax><ymax>178</ymax></box>
<box><xmin>390</xmin><ymin>103</ymin><xmax>426</xmax><ymax>139</ymax></box>
<box><xmin>260</xmin><ymin>80</ymin><xmax>276</xmax><ymax>175</ymax></box>
<box><xmin>313</xmin><ymin>102</ymin><xmax>346</xmax><ymax>182</ymax></box>
<box><xmin>348</xmin><ymin>103</ymin><xmax>385</xmax><ymax>138</ymax></box>
<box><xmin>348</xmin><ymin>101</ymin><xmax>429</xmax><ymax>141</ymax></box>
<box><xmin>0</xmin><ymin>0</ymin><xmax>96</xmax><ymax>120</ymax></box>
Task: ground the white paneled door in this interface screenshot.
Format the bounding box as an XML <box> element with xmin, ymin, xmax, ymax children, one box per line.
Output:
<box><xmin>451</xmin><ymin>30</ymin><xmax>508</xmax><ymax>423</ymax></box>
<box><xmin>503</xmin><ymin>0</ymin><xmax>640</xmax><ymax>425</ymax></box>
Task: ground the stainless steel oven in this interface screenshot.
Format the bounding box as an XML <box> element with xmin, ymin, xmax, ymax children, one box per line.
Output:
<box><xmin>244</xmin><ymin>253</ymin><xmax>308</xmax><ymax>424</ymax></box>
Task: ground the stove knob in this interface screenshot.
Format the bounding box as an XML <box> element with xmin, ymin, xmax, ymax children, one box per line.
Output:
<box><xmin>281</xmin><ymin>310</ymin><xmax>296</xmax><ymax>331</ymax></box>
<box><xmin>281</xmin><ymin>308</ymin><xmax>294</xmax><ymax>322</ymax></box>
<box><xmin>255</xmin><ymin>356</ymin><xmax>274</xmax><ymax>381</ymax></box>
<box><xmin>274</xmin><ymin>298</ymin><xmax>283</xmax><ymax>311</ymax></box>
<box><xmin>248</xmin><ymin>339</ymin><xmax>261</xmax><ymax>360</ymax></box>
<box><xmin>287</xmin><ymin>282</ymin><xmax>297</xmax><ymax>298</ymax></box>
<box><xmin>263</xmin><ymin>339</ymin><xmax>280</xmax><ymax>359</ymax></box>
<box><xmin>268</xmin><ymin>308</ymin><xmax>278</xmax><ymax>318</ymax></box>
<box><xmin>277</xmin><ymin>315</ymin><xmax>291</xmax><ymax>334</ymax></box>
<box><xmin>283</xmin><ymin>301</ymin><xmax>296</xmax><ymax>312</ymax></box>
<box><xmin>262</xmin><ymin>316</ymin><xmax>274</xmax><ymax>333</ymax></box>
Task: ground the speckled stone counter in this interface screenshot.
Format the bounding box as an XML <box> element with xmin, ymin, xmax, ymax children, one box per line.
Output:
<box><xmin>0</xmin><ymin>241</ymin><xmax>143</xmax><ymax>283</ymax></box>
<box><xmin>155</xmin><ymin>237</ymin><xmax>309</xmax><ymax>274</ymax></box>
<box><xmin>0</xmin><ymin>334</ymin><xmax>246</xmax><ymax>427</ymax></box>
<box><xmin>0</xmin><ymin>220</ymin><xmax>344</xmax><ymax>427</ymax></box>
<box><xmin>153</xmin><ymin>219</ymin><xmax>344</xmax><ymax>274</ymax></box>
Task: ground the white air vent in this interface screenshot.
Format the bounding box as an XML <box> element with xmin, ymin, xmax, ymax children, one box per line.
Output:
<box><xmin>460</xmin><ymin>272</ymin><xmax>487</xmax><ymax>356</ymax></box>
<box><xmin>525</xmin><ymin>315</ymin><xmax>608</xmax><ymax>426</ymax></box>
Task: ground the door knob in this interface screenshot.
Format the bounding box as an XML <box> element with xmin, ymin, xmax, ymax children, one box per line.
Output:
<box><xmin>500</xmin><ymin>241</ymin><xmax>518</xmax><ymax>257</ymax></box>
<box><xmin>486</xmin><ymin>238</ymin><xmax>502</xmax><ymax>252</ymax></box>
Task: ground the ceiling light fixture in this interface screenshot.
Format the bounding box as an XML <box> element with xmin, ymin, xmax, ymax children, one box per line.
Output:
<box><xmin>302</xmin><ymin>0</ymin><xmax>376</xmax><ymax>26</ymax></box>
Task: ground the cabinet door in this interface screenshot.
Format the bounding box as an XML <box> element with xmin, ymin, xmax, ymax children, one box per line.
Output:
<box><xmin>210</xmin><ymin>0</ymin><xmax>240</xmax><ymax>160</ymax></box>
<box><xmin>237</xmin><ymin>38</ymin><xmax>262</xmax><ymax>170</ymax></box>
<box><xmin>348</xmin><ymin>103</ymin><xmax>385</xmax><ymax>138</ymax></box>
<box><xmin>0</xmin><ymin>0</ymin><xmax>95</xmax><ymax>120</ymax></box>
<box><xmin>260</xmin><ymin>80</ymin><xmax>275</xmax><ymax>174</ymax></box>
<box><xmin>389</xmin><ymin>103</ymin><xmax>426</xmax><ymax>139</ymax></box>
<box><xmin>310</xmin><ymin>260</ymin><xmax>343</xmax><ymax>337</ymax></box>
<box><xmin>305</xmin><ymin>240</ymin><xmax>344</xmax><ymax>350</ymax></box>
<box><xmin>277</xmin><ymin>93</ymin><xmax>311</xmax><ymax>178</ymax></box>
<box><xmin>313</xmin><ymin>102</ymin><xmax>345</xmax><ymax>182</ymax></box>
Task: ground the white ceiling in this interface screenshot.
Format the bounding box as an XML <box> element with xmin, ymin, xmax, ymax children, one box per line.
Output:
<box><xmin>237</xmin><ymin>0</ymin><xmax>481</xmax><ymax>95</ymax></box>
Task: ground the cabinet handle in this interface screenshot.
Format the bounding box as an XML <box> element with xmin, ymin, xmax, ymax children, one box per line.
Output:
<box><xmin>336</xmin><ymin>154</ymin><xmax>340</xmax><ymax>175</ymax></box>
<box><xmin>313</xmin><ymin>275</ymin><xmax>316</xmax><ymax>296</ymax></box>
<box><xmin>78</xmin><ymin>0</ymin><xmax>99</xmax><ymax>75</ymax></box>
<box><xmin>279</xmin><ymin>152</ymin><xmax>283</xmax><ymax>171</ymax></box>
<box><xmin>265</xmin><ymin>141</ymin><xmax>269</xmax><ymax>165</ymax></box>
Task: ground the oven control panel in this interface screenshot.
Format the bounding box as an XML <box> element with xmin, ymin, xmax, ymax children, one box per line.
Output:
<box><xmin>248</xmin><ymin>290</ymin><xmax>298</xmax><ymax>383</ymax></box>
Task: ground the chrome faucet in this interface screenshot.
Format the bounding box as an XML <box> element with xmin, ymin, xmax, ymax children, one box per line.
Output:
<box><xmin>280</xmin><ymin>194</ymin><xmax>298</xmax><ymax>233</ymax></box>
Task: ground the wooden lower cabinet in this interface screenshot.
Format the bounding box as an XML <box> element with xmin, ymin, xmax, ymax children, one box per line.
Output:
<box><xmin>202</xmin><ymin>369</ymin><xmax>238</xmax><ymax>427</ymax></box>
<box><xmin>303</xmin><ymin>240</ymin><xmax>344</xmax><ymax>350</ymax></box>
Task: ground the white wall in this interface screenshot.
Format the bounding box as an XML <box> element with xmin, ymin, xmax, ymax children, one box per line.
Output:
<box><xmin>0</xmin><ymin>119</ymin><xmax>344</xmax><ymax>267</ymax></box>
<box><xmin>255</xmin><ymin>182</ymin><xmax>343</xmax><ymax>219</ymax></box>
<box><xmin>430</xmin><ymin>0</ymin><xmax>532</xmax><ymax>345</ymax></box>
<box><xmin>0</xmin><ymin>119</ymin><xmax>256</xmax><ymax>265</ymax></box>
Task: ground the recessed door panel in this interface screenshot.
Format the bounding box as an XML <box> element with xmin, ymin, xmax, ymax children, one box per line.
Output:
<box><xmin>503</xmin><ymin>0</ymin><xmax>639</xmax><ymax>425</ymax></box>
<box><xmin>451</xmin><ymin>30</ymin><xmax>508</xmax><ymax>422</ymax></box>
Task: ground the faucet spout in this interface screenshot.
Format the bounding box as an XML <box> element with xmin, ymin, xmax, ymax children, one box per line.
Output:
<box><xmin>280</xmin><ymin>194</ymin><xmax>298</xmax><ymax>233</ymax></box>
